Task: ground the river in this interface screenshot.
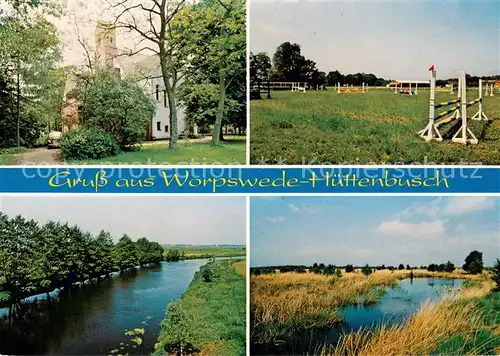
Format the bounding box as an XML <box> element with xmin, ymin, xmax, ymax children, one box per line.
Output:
<box><xmin>252</xmin><ymin>278</ymin><xmax>463</xmax><ymax>355</ymax></box>
<box><xmin>0</xmin><ymin>259</ymin><xmax>210</xmax><ymax>355</ymax></box>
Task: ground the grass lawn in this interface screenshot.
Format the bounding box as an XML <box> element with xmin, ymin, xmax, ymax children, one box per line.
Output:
<box><xmin>0</xmin><ymin>147</ymin><xmax>28</xmax><ymax>165</ymax></box>
<box><xmin>250</xmin><ymin>88</ymin><xmax>500</xmax><ymax>164</ymax></box>
<box><xmin>163</xmin><ymin>246</ymin><xmax>246</xmax><ymax>260</ymax></box>
<box><xmin>155</xmin><ymin>259</ymin><xmax>246</xmax><ymax>356</ymax></box>
<box><xmin>67</xmin><ymin>136</ymin><xmax>247</xmax><ymax>165</ymax></box>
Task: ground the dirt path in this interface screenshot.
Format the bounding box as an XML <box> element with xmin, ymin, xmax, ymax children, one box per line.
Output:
<box><xmin>13</xmin><ymin>147</ymin><xmax>61</xmax><ymax>165</ymax></box>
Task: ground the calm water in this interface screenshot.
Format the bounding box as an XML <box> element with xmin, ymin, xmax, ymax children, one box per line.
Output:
<box><xmin>252</xmin><ymin>278</ymin><xmax>463</xmax><ymax>355</ymax></box>
<box><xmin>0</xmin><ymin>259</ymin><xmax>208</xmax><ymax>355</ymax></box>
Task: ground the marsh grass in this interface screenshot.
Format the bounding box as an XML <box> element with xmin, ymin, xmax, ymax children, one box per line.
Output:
<box><xmin>250</xmin><ymin>89</ymin><xmax>500</xmax><ymax>164</ymax></box>
<box><xmin>251</xmin><ymin>268</ymin><xmax>492</xmax><ymax>346</ymax></box>
<box><xmin>319</xmin><ymin>276</ymin><xmax>498</xmax><ymax>355</ymax></box>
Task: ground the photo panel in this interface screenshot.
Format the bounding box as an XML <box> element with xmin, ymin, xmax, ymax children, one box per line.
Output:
<box><xmin>249</xmin><ymin>1</ymin><xmax>499</xmax><ymax>165</ymax></box>
<box><xmin>0</xmin><ymin>196</ymin><xmax>246</xmax><ymax>355</ymax></box>
<box><xmin>0</xmin><ymin>0</ymin><xmax>246</xmax><ymax>166</ymax></box>
<box><xmin>250</xmin><ymin>196</ymin><xmax>500</xmax><ymax>355</ymax></box>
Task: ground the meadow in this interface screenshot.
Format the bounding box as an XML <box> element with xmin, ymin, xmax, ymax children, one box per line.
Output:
<box><xmin>250</xmin><ymin>268</ymin><xmax>499</xmax><ymax>354</ymax></box>
<box><xmin>250</xmin><ymin>88</ymin><xmax>500</xmax><ymax>164</ymax></box>
<box><xmin>66</xmin><ymin>136</ymin><xmax>247</xmax><ymax>165</ymax></box>
<box><xmin>163</xmin><ymin>245</ymin><xmax>246</xmax><ymax>260</ymax></box>
<box><xmin>154</xmin><ymin>259</ymin><xmax>246</xmax><ymax>356</ymax></box>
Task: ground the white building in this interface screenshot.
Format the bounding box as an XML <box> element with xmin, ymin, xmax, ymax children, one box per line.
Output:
<box><xmin>61</xmin><ymin>21</ymin><xmax>191</xmax><ymax>140</ymax></box>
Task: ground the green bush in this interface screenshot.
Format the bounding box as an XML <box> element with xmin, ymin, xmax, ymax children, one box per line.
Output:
<box><xmin>82</xmin><ymin>70</ymin><xmax>155</xmax><ymax>148</ymax></box>
<box><xmin>60</xmin><ymin>129</ymin><xmax>120</xmax><ymax>161</ymax></box>
<box><xmin>345</xmin><ymin>264</ymin><xmax>354</xmax><ymax>273</ymax></box>
<box><xmin>362</xmin><ymin>264</ymin><xmax>372</xmax><ymax>276</ymax></box>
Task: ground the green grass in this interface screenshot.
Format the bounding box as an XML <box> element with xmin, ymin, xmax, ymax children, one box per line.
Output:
<box><xmin>154</xmin><ymin>259</ymin><xmax>246</xmax><ymax>355</ymax></box>
<box><xmin>0</xmin><ymin>146</ymin><xmax>28</xmax><ymax>164</ymax></box>
<box><xmin>163</xmin><ymin>246</ymin><xmax>246</xmax><ymax>260</ymax></box>
<box><xmin>66</xmin><ymin>136</ymin><xmax>247</xmax><ymax>165</ymax></box>
<box><xmin>432</xmin><ymin>291</ymin><xmax>500</xmax><ymax>355</ymax></box>
<box><xmin>250</xmin><ymin>88</ymin><xmax>500</xmax><ymax>164</ymax></box>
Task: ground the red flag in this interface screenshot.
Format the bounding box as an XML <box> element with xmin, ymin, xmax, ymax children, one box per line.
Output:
<box><xmin>428</xmin><ymin>65</ymin><xmax>435</xmax><ymax>71</ymax></box>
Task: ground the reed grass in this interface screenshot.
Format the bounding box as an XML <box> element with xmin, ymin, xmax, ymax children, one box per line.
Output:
<box><xmin>320</xmin><ymin>275</ymin><xmax>497</xmax><ymax>355</ymax></box>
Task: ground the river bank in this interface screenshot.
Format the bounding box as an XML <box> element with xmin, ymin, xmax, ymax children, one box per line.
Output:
<box><xmin>155</xmin><ymin>259</ymin><xmax>246</xmax><ymax>355</ymax></box>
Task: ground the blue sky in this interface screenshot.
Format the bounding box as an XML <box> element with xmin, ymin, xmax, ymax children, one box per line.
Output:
<box><xmin>250</xmin><ymin>196</ymin><xmax>500</xmax><ymax>267</ymax></box>
<box><xmin>250</xmin><ymin>0</ymin><xmax>500</xmax><ymax>79</ymax></box>
<box><xmin>0</xmin><ymin>196</ymin><xmax>246</xmax><ymax>245</ymax></box>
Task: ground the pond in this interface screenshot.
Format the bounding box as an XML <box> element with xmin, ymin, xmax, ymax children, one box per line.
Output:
<box><xmin>252</xmin><ymin>278</ymin><xmax>463</xmax><ymax>355</ymax></box>
<box><xmin>0</xmin><ymin>259</ymin><xmax>209</xmax><ymax>355</ymax></box>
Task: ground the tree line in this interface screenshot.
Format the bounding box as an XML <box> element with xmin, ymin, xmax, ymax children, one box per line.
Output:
<box><xmin>0</xmin><ymin>213</ymin><xmax>164</xmax><ymax>311</ymax></box>
<box><xmin>251</xmin><ymin>251</ymin><xmax>493</xmax><ymax>277</ymax></box>
<box><xmin>250</xmin><ymin>42</ymin><xmax>499</xmax><ymax>91</ymax></box>
<box><xmin>250</xmin><ymin>42</ymin><xmax>388</xmax><ymax>90</ymax></box>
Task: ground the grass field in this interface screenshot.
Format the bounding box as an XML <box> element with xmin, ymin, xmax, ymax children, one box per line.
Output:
<box><xmin>163</xmin><ymin>246</ymin><xmax>246</xmax><ymax>260</ymax></box>
<box><xmin>68</xmin><ymin>136</ymin><xmax>247</xmax><ymax>165</ymax></box>
<box><xmin>155</xmin><ymin>259</ymin><xmax>246</xmax><ymax>355</ymax></box>
<box><xmin>232</xmin><ymin>260</ymin><xmax>247</xmax><ymax>278</ymax></box>
<box><xmin>251</xmin><ymin>269</ymin><xmax>491</xmax><ymax>344</ymax></box>
<box><xmin>250</xmin><ymin>88</ymin><xmax>500</xmax><ymax>164</ymax></box>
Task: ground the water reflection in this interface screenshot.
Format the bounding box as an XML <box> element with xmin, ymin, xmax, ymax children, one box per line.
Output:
<box><xmin>0</xmin><ymin>260</ymin><xmax>208</xmax><ymax>355</ymax></box>
<box><xmin>252</xmin><ymin>278</ymin><xmax>463</xmax><ymax>355</ymax></box>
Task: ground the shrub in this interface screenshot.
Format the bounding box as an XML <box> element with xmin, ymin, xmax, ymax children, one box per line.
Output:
<box><xmin>345</xmin><ymin>264</ymin><xmax>354</xmax><ymax>273</ymax></box>
<box><xmin>60</xmin><ymin>129</ymin><xmax>120</xmax><ymax>161</ymax></box>
<box><xmin>362</xmin><ymin>264</ymin><xmax>372</xmax><ymax>276</ymax></box>
<box><xmin>202</xmin><ymin>267</ymin><xmax>214</xmax><ymax>283</ymax></box>
<box><xmin>82</xmin><ymin>70</ymin><xmax>156</xmax><ymax>148</ymax></box>
<box><xmin>492</xmin><ymin>258</ymin><xmax>500</xmax><ymax>289</ymax></box>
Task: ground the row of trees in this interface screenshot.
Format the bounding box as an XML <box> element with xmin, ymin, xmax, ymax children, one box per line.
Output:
<box><xmin>251</xmin><ymin>251</ymin><xmax>491</xmax><ymax>276</ymax></box>
<box><xmin>250</xmin><ymin>42</ymin><xmax>388</xmax><ymax>91</ymax></box>
<box><xmin>0</xmin><ymin>213</ymin><xmax>164</xmax><ymax>310</ymax></box>
<box><xmin>251</xmin><ymin>42</ymin><xmax>499</xmax><ymax>92</ymax></box>
<box><xmin>0</xmin><ymin>0</ymin><xmax>64</xmax><ymax>148</ymax></box>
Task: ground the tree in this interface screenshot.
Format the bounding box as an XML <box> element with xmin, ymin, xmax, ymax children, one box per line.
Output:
<box><xmin>492</xmin><ymin>258</ymin><xmax>500</xmax><ymax>289</ymax></box>
<box><xmin>80</xmin><ymin>70</ymin><xmax>156</xmax><ymax>148</ymax></box>
<box><xmin>108</xmin><ymin>0</ymin><xmax>188</xmax><ymax>150</ymax></box>
<box><xmin>345</xmin><ymin>264</ymin><xmax>354</xmax><ymax>273</ymax></box>
<box><xmin>0</xmin><ymin>8</ymin><xmax>62</xmax><ymax>147</ymax></box>
<box><xmin>112</xmin><ymin>235</ymin><xmax>138</xmax><ymax>273</ymax></box>
<box><xmin>272</xmin><ymin>42</ymin><xmax>306</xmax><ymax>82</ymax></box>
<box><xmin>463</xmin><ymin>250</ymin><xmax>484</xmax><ymax>275</ymax></box>
<box><xmin>362</xmin><ymin>264</ymin><xmax>372</xmax><ymax>276</ymax></box>
<box><xmin>398</xmin><ymin>264</ymin><xmax>405</xmax><ymax>270</ymax></box>
<box><xmin>406</xmin><ymin>264</ymin><xmax>411</xmax><ymax>270</ymax></box>
<box><xmin>176</xmin><ymin>0</ymin><xmax>245</xmax><ymax>145</ymax></box>
<box><xmin>445</xmin><ymin>261</ymin><xmax>455</xmax><ymax>273</ymax></box>
<box><xmin>250</xmin><ymin>52</ymin><xmax>271</xmax><ymax>90</ymax></box>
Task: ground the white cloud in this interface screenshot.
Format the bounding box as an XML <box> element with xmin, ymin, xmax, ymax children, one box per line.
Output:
<box><xmin>395</xmin><ymin>198</ymin><xmax>443</xmax><ymax>219</ymax></box>
<box><xmin>443</xmin><ymin>197</ymin><xmax>495</xmax><ymax>216</ymax></box>
<box><xmin>264</xmin><ymin>215</ymin><xmax>287</xmax><ymax>223</ymax></box>
<box><xmin>376</xmin><ymin>219</ymin><xmax>446</xmax><ymax>239</ymax></box>
<box><xmin>287</xmin><ymin>203</ymin><xmax>301</xmax><ymax>212</ymax></box>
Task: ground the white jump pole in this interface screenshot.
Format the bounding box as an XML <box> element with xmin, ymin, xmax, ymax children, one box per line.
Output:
<box><xmin>452</xmin><ymin>71</ymin><xmax>478</xmax><ymax>145</ymax></box>
<box><xmin>394</xmin><ymin>84</ymin><xmax>397</xmax><ymax>94</ymax></box>
<box><xmin>471</xmin><ymin>79</ymin><xmax>489</xmax><ymax>121</ymax></box>
<box><xmin>490</xmin><ymin>83</ymin><xmax>494</xmax><ymax>96</ymax></box>
<box><xmin>450</xmin><ymin>83</ymin><xmax>454</xmax><ymax>95</ymax></box>
<box><xmin>415</xmin><ymin>82</ymin><xmax>418</xmax><ymax>95</ymax></box>
<box><xmin>418</xmin><ymin>70</ymin><xmax>442</xmax><ymax>142</ymax></box>
<box><xmin>337</xmin><ymin>82</ymin><xmax>340</xmax><ymax>93</ymax></box>
<box><xmin>362</xmin><ymin>82</ymin><xmax>365</xmax><ymax>93</ymax></box>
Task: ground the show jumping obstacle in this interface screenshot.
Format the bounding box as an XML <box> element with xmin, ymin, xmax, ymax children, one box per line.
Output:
<box><xmin>291</xmin><ymin>82</ymin><xmax>307</xmax><ymax>92</ymax></box>
<box><xmin>337</xmin><ymin>82</ymin><xmax>367</xmax><ymax>93</ymax></box>
<box><xmin>418</xmin><ymin>70</ymin><xmax>488</xmax><ymax>145</ymax></box>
